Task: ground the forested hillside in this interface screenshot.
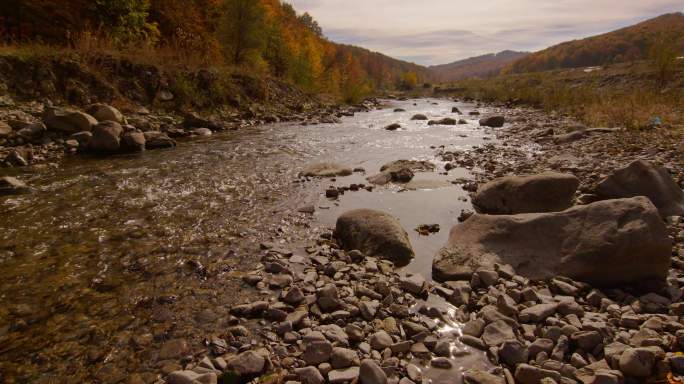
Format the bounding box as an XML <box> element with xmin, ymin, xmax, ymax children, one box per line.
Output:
<box><xmin>430</xmin><ymin>50</ymin><xmax>528</xmax><ymax>81</ymax></box>
<box><xmin>506</xmin><ymin>12</ymin><xmax>684</xmax><ymax>73</ymax></box>
<box><xmin>0</xmin><ymin>0</ymin><xmax>428</xmax><ymax>101</ymax></box>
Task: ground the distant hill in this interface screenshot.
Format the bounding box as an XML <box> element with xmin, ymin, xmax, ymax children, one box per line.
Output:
<box><xmin>429</xmin><ymin>51</ymin><xmax>529</xmax><ymax>81</ymax></box>
<box><xmin>507</xmin><ymin>12</ymin><xmax>684</xmax><ymax>74</ymax></box>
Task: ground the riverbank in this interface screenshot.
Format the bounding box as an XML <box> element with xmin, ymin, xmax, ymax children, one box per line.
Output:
<box><xmin>151</xmin><ymin>101</ymin><xmax>684</xmax><ymax>384</ymax></box>
<box><xmin>438</xmin><ymin>61</ymin><xmax>684</xmax><ymax>130</ymax></box>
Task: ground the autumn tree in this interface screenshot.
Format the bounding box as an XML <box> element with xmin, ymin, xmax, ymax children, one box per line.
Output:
<box><xmin>399</xmin><ymin>71</ymin><xmax>418</xmax><ymax>90</ymax></box>
<box><xmin>298</xmin><ymin>12</ymin><xmax>322</xmax><ymax>37</ymax></box>
<box><xmin>218</xmin><ymin>0</ymin><xmax>266</xmax><ymax>65</ymax></box>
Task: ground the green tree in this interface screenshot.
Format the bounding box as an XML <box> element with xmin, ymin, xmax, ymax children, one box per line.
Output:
<box><xmin>218</xmin><ymin>0</ymin><xmax>266</xmax><ymax>65</ymax></box>
<box><xmin>93</xmin><ymin>0</ymin><xmax>158</xmax><ymax>43</ymax></box>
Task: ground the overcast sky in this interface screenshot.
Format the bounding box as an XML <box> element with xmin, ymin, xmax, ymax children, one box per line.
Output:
<box><xmin>288</xmin><ymin>0</ymin><xmax>684</xmax><ymax>66</ymax></box>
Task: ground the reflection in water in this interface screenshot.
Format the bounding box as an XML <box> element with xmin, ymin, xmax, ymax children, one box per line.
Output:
<box><xmin>0</xmin><ymin>98</ymin><xmax>492</xmax><ymax>381</ymax></box>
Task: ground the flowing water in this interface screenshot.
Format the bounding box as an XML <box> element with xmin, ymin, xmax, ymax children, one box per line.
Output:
<box><xmin>0</xmin><ymin>98</ymin><xmax>496</xmax><ymax>382</ymax></box>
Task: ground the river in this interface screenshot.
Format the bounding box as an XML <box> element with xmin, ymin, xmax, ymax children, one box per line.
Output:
<box><xmin>0</xmin><ymin>98</ymin><xmax>496</xmax><ymax>382</ymax></box>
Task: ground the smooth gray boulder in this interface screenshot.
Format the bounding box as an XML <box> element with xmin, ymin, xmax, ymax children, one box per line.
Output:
<box><xmin>433</xmin><ymin>197</ymin><xmax>671</xmax><ymax>286</ymax></box>
<box><xmin>301</xmin><ymin>162</ymin><xmax>353</xmax><ymax>178</ymax></box>
<box><xmin>336</xmin><ymin>209</ymin><xmax>414</xmax><ymax>266</ymax></box>
<box><xmin>595</xmin><ymin>160</ymin><xmax>684</xmax><ymax>217</ymax></box>
<box><xmin>472</xmin><ymin>172</ymin><xmax>579</xmax><ymax>214</ymax></box>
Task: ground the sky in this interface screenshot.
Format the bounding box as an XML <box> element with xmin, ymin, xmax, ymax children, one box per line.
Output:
<box><xmin>288</xmin><ymin>0</ymin><xmax>684</xmax><ymax>66</ymax></box>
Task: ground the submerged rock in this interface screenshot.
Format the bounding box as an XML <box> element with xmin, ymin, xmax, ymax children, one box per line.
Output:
<box><xmin>472</xmin><ymin>172</ymin><xmax>579</xmax><ymax>214</ymax></box>
<box><xmin>301</xmin><ymin>162</ymin><xmax>353</xmax><ymax>178</ymax></box>
<box><xmin>0</xmin><ymin>176</ymin><xmax>30</xmax><ymax>195</ymax></box>
<box><xmin>595</xmin><ymin>160</ymin><xmax>684</xmax><ymax>217</ymax></box>
<box><xmin>335</xmin><ymin>209</ymin><xmax>414</xmax><ymax>266</ymax></box>
<box><xmin>433</xmin><ymin>197</ymin><xmax>670</xmax><ymax>286</ymax></box>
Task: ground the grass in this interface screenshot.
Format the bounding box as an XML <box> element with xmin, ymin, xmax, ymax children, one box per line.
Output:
<box><xmin>443</xmin><ymin>62</ymin><xmax>684</xmax><ymax>130</ymax></box>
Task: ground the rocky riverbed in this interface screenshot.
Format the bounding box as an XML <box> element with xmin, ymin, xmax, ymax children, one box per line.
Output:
<box><xmin>2</xmin><ymin>97</ymin><xmax>684</xmax><ymax>384</ymax></box>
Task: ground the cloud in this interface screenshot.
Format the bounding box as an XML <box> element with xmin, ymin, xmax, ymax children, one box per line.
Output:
<box><xmin>288</xmin><ymin>0</ymin><xmax>684</xmax><ymax>65</ymax></box>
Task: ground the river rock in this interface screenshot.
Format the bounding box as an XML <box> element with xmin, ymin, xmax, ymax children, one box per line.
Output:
<box><xmin>330</xmin><ymin>347</ymin><xmax>359</xmax><ymax>369</ymax></box>
<box><xmin>433</xmin><ymin>197</ymin><xmax>670</xmax><ymax>286</ymax></box>
<box><xmin>428</xmin><ymin>118</ymin><xmax>457</xmax><ymax>126</ymax></box>
<box><xmin>144</xmin><ymin>131</ymin><xmax>176</xmax><ymax>149</ymax></box>
<box><xmin>43</xmin><ymin>107</ymin><xmax>97</xmax><ymax>133</ymax></box>
<box><xmin>302</xmin><ymin>340</ymin><xmax>333</xmax><ymax>365</ymax></box>
<box><xmin>514</xmin><ymin>364</ymin><xmax>562</xmax><ymax>384</ymax></box>
<box><xmin>301</xmin><ymin>163</ymin><xmax>353</xmax><ymax>177</ymax></box>
<box><xmin>226</xmin><ymin>351</ymin><xmax>266</xmax><ymax>376</ymax></box>
<box><xmin>87</xmin><ymin>104</ymin><xmax>125</xmax><ymax>123</ymax></box>
<box><xmin>482</xmin><ymin>320</ymin><xmax>516</xmax><ymax>347</ymax></box>
<box><xmin>619</xmin><ymin>348</ymin><xmax>655</xmax><ymax>377</ymax></box>
<box><xmin>385</xmin><ymin>123</ymin><xmax>401</xmax><ymax>131</ymax></box>
<box><xmin>0</xmin><ymin>121</ymin><xmax>12</xmax><ymax>137</ymax></box>
<box><xmin>472</xmin><ymin>172</ymin><xmax>579</xmax><ymax>214</ymax></box>
<box><xmin>17</xmin><ymin>122</ymin><xmax>47</xmax><ymax>142</ymax></box>
<box><xmin>122</xmin><ymin>130</ymin><xmax>146</xmax><ymax>152</ymax></box>
<box><xmin>296</xmin><ymin>366</ymin><xmax>325</xmax><ymax>384</ymax></box>
<box><xmin>90</xmin><ymin>121</ymin><xmax>124</xmax><ymax>153</ymax></box>
<box><xmin>0</xmin><ymin>176</ymin><xmax>30</xmax><ymax>195</ymax></box>
<box><xmin>167</xmin><ymin>371</ymin><xmax>217</xmax><ymax>384</ymax></box>
<box><xmin>594</xmin><ymin>160</ymin><xmax>684</xmax><ymax>217</ymax></box>
<box><xmin>329</xmin><ymin>367</ymin><xmax>360</xmax><ymax>384</ymax></box>
<box><xmin>335</xmin><ymin>209</ymin><xmax>414</xmax><ymax>266</ymax></box>
<box><xmin>463</xmin><ymin>369</ymin><xmax>505</xmax><ymax>384</ymax></box>
<box><xmin>479</xmin><ymin>116</ymin><xmax>505</xmax><ymax>128</ymax></box>
<box><xmin>359</xmin><ymin>359</ymin><xmax>387</xmax><ymax>384</ymax></box>
<box><xmin>369</xmin><ymin>331</ymin><xmax>393</xmax><ymax>350</ymax></box>
<box><xmin>411</xmin><ymin>114</ymin><xmax>428</xmax><ymax>121</ymax></box>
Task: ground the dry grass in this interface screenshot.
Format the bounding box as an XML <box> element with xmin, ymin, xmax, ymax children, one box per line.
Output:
<box><xmin>447</xmin><ymin>64</ymin><xmax>684</xmax><ymax>130</ymax></box>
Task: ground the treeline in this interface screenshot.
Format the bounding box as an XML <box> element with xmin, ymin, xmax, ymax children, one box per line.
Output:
<box><xmin>506</xmin><ymin>13</ymin><xmax>684</xmax><ymax>74</ymax></box>
<box><xmin>0</xmin><ymin>0</ymin><xmax>428</xmax><ymax>101</ymax></box>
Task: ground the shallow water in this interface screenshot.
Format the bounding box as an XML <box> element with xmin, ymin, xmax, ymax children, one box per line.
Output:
<box><xmin>0</xmin><ymin>98</ymin><xmax>494</xmax><ymax>382</ymax></box>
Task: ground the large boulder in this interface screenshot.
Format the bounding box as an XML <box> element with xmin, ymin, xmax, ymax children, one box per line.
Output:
<box><xmin>301</xmin><ymin>162</ymin><xmax>353</xmax><ymax>178</ymax></box>
<box><xmin>335</xmin><ymin>209</ymin><xmax>414</xmax><ymax>266</ymax></box>
<box><xmin>472</xmin><ymin>172</ymin><xmax>580</xmax><ymax>214</ymax></box>
<box><xmin>479</xmin><ymin>116</ymin><xmax>505</xmax><ymax>128</ymax></box>
<box><xmin>595</xmin><ymin>160</ymin><xmax>684</xmax><ymax>217</ymax></box>
<box><xmin>86</xmin><ymin>104</ymin><xmax>125</xmax><ymax>124</ymax></box>
<box><xmin>90</xmin><ymin>121</ymin><xmax>124</xmax><ymax>153</ymax></box>
<box><xmin>43</xmin><ymin>107</ymin><xmax>97</xmax><ymax>134</ymax></box>
<box><xmin>433</xmin><ymin>197</ymin><xmax>670</xmax><ymax>286</ymax></box>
